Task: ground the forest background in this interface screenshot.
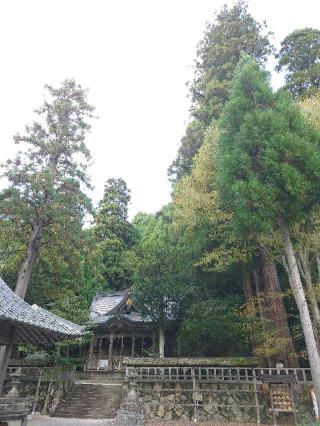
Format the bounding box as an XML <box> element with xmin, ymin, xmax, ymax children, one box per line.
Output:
<box><xmin>1</xmin><ymin>0</ymin><xmax>320</xmax><ymax>400</ymax></box>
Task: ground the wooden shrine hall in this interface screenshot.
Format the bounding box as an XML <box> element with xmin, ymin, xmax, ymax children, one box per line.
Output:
<box><xmin>86</xmin><ymin>289</ymin><xmax>157</xmax><ymax>370</ymax></box>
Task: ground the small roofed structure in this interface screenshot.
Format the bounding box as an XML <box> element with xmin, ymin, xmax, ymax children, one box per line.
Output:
<box><xmin>87</xmin><ymin>289</ymin><xmax>156</xmax><ymax>370</ymax></box>
<box><xmin>0</xmin><ymin>277</ymin><xmax>85</xmax><ymax>392</ymax></box>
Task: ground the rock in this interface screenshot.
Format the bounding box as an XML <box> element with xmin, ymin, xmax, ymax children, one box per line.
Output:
<box><xmin>156</xmin><ymin>404</ymin><xmax>165</xmax><ymax>417</ymax></box>
<box><xmin>167</xmin><ymin>393</ymin><xmax>175</xmax><ymax>401</ymax></box>
<box><xmin>203</xmin><ymin>404</ymin><xmax>213</xmax><ymax>414</ymax></box>
<box><xmin>164</xmin><ymin>412</ymin><xmax>172</xmax><ymax>421</ymax></box>
<box><xmin>154</xmin><ymin>383</ymin><xmax>162</xmax><ymax>391</ymax></box>
<box><xmin>212</xmin><ymin>413</ymin><xmax>228</xmax><ymax>422</ymax></box>
<box><xmin>194</xmin><ymin>392</ymin><xmax>203</xmax><ymax>402</ymax></box>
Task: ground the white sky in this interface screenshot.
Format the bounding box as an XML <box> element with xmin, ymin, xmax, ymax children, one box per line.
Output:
<box><xmin>0</xmin><ymin>0</ymin><xmax>319</xmax><ymax>219</ymax></box>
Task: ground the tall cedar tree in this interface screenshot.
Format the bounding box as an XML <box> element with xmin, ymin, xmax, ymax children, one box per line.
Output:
<box><xmin>217</xmin><ymin>55</ymin><xmax>320</xmax><ymax>409</ymax></box>
<box><xmin>276</xmin><ymin>28</ymin><xmax>320</xmax><ymax>98</ymax></box>
<box><xmin>0</xmin><ymin>79</ymin><xmax>93</xmax><ymax>299</ymax></box>
<box><xmin>168</xmin><ymin>0</ymin><xmax>273</xmax><ymax>181</ymax></box>
<box><xmin>95</xmin><ymin>178</ymin><xmax>135</xmax><ymax>290</ymax></box>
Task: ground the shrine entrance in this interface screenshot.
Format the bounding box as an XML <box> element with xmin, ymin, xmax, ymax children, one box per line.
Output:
<box><xmin>86</xmin><ymin>289</ymin><xmax>158</xmax><ymax>371</ymax></box>
<box><xmin>86</xmin><ymin>320</ymin><xmax>156</xmax><ymax>371</ymax></box>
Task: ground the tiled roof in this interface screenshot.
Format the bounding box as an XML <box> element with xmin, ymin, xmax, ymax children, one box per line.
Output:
<box><xmin>0</xmin><ymin>277</ymin><xmax>85</xmax><ymax>344</ymax></box>
<box><xmin>90</xmin><ymin>290</ymin><xmax>128</xmax><ymax>320</ymax></box>
<box><xmin>90</xmin><ymin>289</ymin><xmax>151</xmax><ymax>325</ymax></box>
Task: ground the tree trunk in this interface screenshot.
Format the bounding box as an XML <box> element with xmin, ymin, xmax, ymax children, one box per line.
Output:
<box><xmin>159</xmin><ymin>327</ymin><xmax>165</xmax><ymax>358</ymax></box>
<box><xmin>278</xmin><ymin>217</ymin><xmax>320</xmax><ymax>412</ymax></box>
<box><xmin>260</xmin><ymin>247</ymin><xmax>297</xmax><ymax>367</ymax></box>
<box><xmin>242</xmin><ymin>271</ymin><xmax>253</xmax><ymax>300</ymax></box>
<box><xmin>15</xmin><ymin>217</ymin><xmax>44</xmax><ymax>299</ymax></box>
<box><xmin>316</xmin><ymin>252</ymin><xmax>320</xmax><ymax>283</ymax></box>
<box><xmin>297</xmin><ymin>250</ymin><xmax>320</xmax><ymax>333</ymax></box>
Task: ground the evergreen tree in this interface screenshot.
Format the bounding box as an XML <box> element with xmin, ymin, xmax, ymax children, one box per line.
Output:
<box><xmin>95</xmin><ymin>178</ymin><xmax>135</xmax><ymax>290</ymax></box>
<box><xmin>132</xmin><ymin>227</ymin><xmax>195</xmax><ymax>357</ymax></box>
<box><xmin>217</xmin><ymin>55</ymin><xmax>320</xmax><ymax>409</ymax></box>
<box><xmin>169</xmin><ymin>0</ymin><xmax>273</xmax><ymax>181</ymax></box>
<box><xmin>0</xmin><ymin>79</ymin><xmax>94</xmax><ymax>299</ymax></box>
<box><xmin>276</xmin><ymin>28</ymin><xmax>320</xmax><ymax>98</ymax></box>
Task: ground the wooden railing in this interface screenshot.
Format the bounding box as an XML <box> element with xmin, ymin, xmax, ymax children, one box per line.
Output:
<box><xmin>126</xmin><ymin>366</ymin><xmax>313</xmax><ymax>383</ymax></box>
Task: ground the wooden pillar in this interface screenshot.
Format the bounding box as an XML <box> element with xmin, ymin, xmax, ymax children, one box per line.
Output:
<box><xmin>152</xmin><ymin>331</ymin><xmax>156</xmax><ymax>350</ymax></box>
<box><xmin>86</xmin><ymin>336</ymin><xmax>95</xmax><ymax>370</ymax></box>
<box><xmin>131</xmin><ymin>337</ymin><xmax>135</xmax><ymax>357</ymax></box>
<box><xmin>108</xmin><ymin>334</ymin><xmax>114</xmax><ymax>368</ymax></box>
<box><xmin>97</xmin><ymin>338</ymin><xmax>102</xmax><ymax>370</ymax></box>
<box><xmin>0</xmin><ymin>326</ymin><xmax>15</xmax><ymax>394</ymax></box>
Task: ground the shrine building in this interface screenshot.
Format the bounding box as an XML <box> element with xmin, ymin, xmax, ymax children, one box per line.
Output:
<box><xmin>86</xmin><ymin>289</ymin><xmax>157</xmax><ymax>370</ymax></box>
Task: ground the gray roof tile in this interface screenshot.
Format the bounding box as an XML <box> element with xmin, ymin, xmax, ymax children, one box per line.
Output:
<box><xmin>0</xmin><ymin>277</ymin><xmax>85</xmax><ymax>344</ymax></box>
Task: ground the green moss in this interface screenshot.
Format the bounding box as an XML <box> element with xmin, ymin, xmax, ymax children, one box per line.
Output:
<box><xmin>123</xmin><ymin>356</ymin><xmax>260</xmax><ymax>367</ymax></box>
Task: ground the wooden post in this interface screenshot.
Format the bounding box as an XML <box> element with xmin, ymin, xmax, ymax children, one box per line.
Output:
<box><xmin>97</xmin><ymin>338</ymin><xmax>102</xmax><ymax>370</ymax></box>
<box><xmin>0</xmin><ymin>326</ymin><xmax>15</xmax><ymax>395</ymax></box>
<box><xmin>119</xmin><ymin>336</ymin><xmax>124</xmax><ymax>369</ymax></box>
<box><xmin>152</xmin><ymin>331</ymin><xmax>156</xmax><ymax>350</ymax></box>
<box><xmin>131</xmin><ymin>337</ymin><xmax>135</xmax><ymax>357</ymax></box>
<box><xmin>108</xmin><ymin>334</ymin><xmax>114</xmax><ymax>368</ymax></box>
<box><xmin>86</xmin><ymin>337</ymin><xmax>95</xmax><ymax>370</ymax></box>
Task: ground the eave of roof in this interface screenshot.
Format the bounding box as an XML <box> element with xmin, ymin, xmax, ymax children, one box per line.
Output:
<box><xmin>0</xmin><ymin>278</ymin><xmax>85</xmax><ymax>344</ymax></box>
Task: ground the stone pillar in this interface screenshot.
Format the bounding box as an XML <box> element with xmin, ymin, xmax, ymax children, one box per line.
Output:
<box><xmin>131</xmin><ymin>337</ymin><xmax>135</xmax><ymax>357</ymax></box>
<box><xmin>108</xmin><ymin>334</ymin><xmax>114</xmax><ymax>368</ymax></box>
<box><xmin>159</xmin><ymin>327</ymin><xmax>165</xmax><ymax>358</ymax></box>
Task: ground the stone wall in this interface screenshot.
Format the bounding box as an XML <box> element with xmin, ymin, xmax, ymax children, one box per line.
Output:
<box><xmin>127</xmin><ymin>380</ymin><xmax>316</xmax><ymax>424</ymax></box>
<box><xmin>3</xmin><ymin>367</ymin><xmax>75</xmax><ymax>415</ymax></box>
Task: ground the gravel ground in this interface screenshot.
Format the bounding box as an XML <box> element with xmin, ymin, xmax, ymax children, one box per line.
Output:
<box><xmin>6</xmin><ymin>417</ymin><xmax>272</xmax><ymax>426</ymax></box>
<box><xmin>146</xmin><ymin>423</ymin><xmax>270</xmax><ymax>426</ymax></box>
<box><xmin>7</xmin><ymin>416</ymin><xmax>113</xmax><ymax>425</ymax></box>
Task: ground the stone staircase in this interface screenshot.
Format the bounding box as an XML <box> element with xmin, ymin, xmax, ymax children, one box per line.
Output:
<box><xmin>54</xmin><ymin>371</ymin><xmax>124</xmax><ymax>419</ymax></box>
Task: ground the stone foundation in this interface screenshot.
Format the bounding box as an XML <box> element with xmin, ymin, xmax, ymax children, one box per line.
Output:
<box><xmin>128</xmin><ymin>381</ymin><xmax>316</xmax><ymax>424</ymax></box>
<box><xmin>3</xmin><ymin>367</ymin><xmax>75</xmax><ymax>415</ymax></box>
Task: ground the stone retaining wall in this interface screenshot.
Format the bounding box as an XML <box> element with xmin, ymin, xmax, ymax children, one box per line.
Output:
<box><xmin>128</xmin><ymin>380</ymin><xmax>316</xmax><ymax>424</ymax></box>
<box><xmin>3</xmin><ymin>367</ymin><xmax>75</xmax><ymax>415</ymax></box>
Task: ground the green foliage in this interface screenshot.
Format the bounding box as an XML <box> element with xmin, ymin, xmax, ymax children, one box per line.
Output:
<box><xmin>0</xmin><ymin>79</ymin><xmax>94</xmax><ymax>299</ymax></box>
<box><xmin>217</xmin><ymin>55</ymin><xmax>320</xmax><ymax>237</ymax></box>
<box><xmin>94</xmin><ymin>178</ymin><xmax>135</xmax><ymax>290</ymax></box>
<box><xmin>177</xmin><ymin>297</ymin><xmax>248</xmax><ymax>357</ymax></box>
<box><xmin>1</xmin><ymin>79</ymin><xmax>93</xmax><ymax>230</ymax></box>
<box><xmin>169</xmin><ymin>0</ymin><xmax>273</xmax><ymax>181</ymax></box>
<box><xmin>276</xmin><ymin>28</ymin><xmax>320</xmax><ymax>98</ymax></box>
<box><xmin>132</xmin><ymin>212</ymin><xmax>195</xmax><ymax>327</ymax></box>
<box><xmin>168</xmin><ymin>120</ymin><xmax>204</xmax><ymax>181</ymax></box>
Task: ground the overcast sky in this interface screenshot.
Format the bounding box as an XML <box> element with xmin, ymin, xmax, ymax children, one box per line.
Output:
<box><xmin>0</xmin><ymin>0</ymin><xmax>319</xmax><ymax>218</ymax></box>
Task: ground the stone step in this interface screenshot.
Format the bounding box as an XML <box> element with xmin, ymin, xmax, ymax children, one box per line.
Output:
<box><xmin>76</xmin><ymin>370</ymin><xmax>125</xmax><ymax>382</ymax></box>
<box><xmin>54</xmin><ymin>383</ymin><xmax>123</xmax><ymax>419</ymax></box>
